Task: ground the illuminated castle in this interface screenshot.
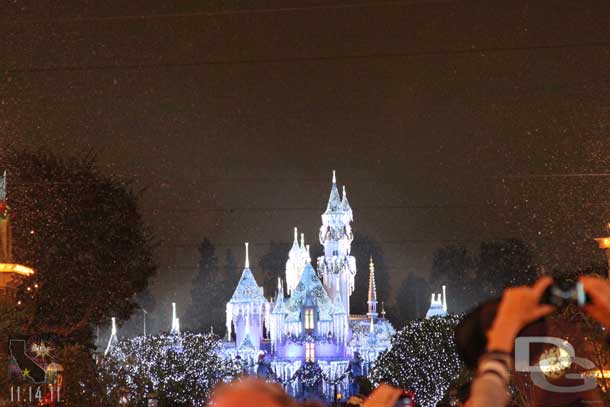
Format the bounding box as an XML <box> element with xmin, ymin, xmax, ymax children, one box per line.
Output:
<box><xmin>0</xmin><ymin>171</ymin><xmax>34</xmax><ymax>293</ymax></box>
<box><xmin>426</xmin><ymin>285</ymin><xmax>448</xmax><ymax>318</ymax></box>
<box><xmin>224</xmin><ymin>172</ymin><xmax>394</xmax><ymax>397</ymax></box>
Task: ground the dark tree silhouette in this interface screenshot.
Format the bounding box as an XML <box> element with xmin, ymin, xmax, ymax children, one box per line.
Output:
<box><xmin>430</xmin><ymin>245</ymin><xmax>477</xmax><ymax>313</ymax></box>
<box><xmin>186</xmin><ymin>238</ymin><xmax>234</xmax><ymax>334</ymax></box>
<box><xmin>370</xmin><ymin>315</ymin><xmax>463</xmax><ymax>407</ymax></box>
<box><xmin>257</xmin><ymin>240</ymin><xmax>290</xmax><ymax>297</ymax></box>
<box><xmin>223</xmin><ymin>248</ymin><xmax>238</xmax><ymax>283</ymax></box>
<box><xmin>425</xmin><ymin>240</ymin><xmax>537</xmax><ymax>315</ymax></box>
<box><xmin>394</xmin><ymin>272</ymin><xmax>430</xmax><ymax>324</ymax></box>
<box><xmin>5</xmin><ymin>148</ymin><xmax>156</xmax><ymax>344</ymax></box>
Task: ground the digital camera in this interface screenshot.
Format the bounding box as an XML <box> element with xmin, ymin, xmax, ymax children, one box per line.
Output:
<box><xmin>540</xmin><ymin>280</ymin><xmax>590</xmax><ymax>309</ymax></box>
<box><xmin>455</xmin><ymin>279</ymin><xmax>591</xmax><ymax>368</ymax></box>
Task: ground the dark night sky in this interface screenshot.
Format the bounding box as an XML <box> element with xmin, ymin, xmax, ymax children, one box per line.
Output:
<box><xmin>3</xmin><ymin>1</ymin><xmax>610</xmax><ymax>323</ymax></box>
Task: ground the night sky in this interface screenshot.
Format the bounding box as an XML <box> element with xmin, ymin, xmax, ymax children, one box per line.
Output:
<box><xmin>3</xmin><ymin>1</ymin><xmax>610</xmax><ymax>323</ymax></box>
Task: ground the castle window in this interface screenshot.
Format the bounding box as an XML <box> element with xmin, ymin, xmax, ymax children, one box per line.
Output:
<box><xmin>304</xmin><ymin>308</ymin><xmax>315</xmax><ymax>331</ymax></box>
<box><xmin>305</xmin><ymin>342</ymin><xmax>315</xmax><ymax>362</ymax></box>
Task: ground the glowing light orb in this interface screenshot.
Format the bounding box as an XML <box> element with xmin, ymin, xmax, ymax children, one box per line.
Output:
<box><xmin>538</xmin><ymin>346</ymin><xmax>572</xmax><ymax>378</ymax></box>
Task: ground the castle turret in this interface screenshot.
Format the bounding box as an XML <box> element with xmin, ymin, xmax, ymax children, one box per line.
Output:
<box><xmin>317</xmin><ymin>171</ymin><xmax>356</xmax><ymax>315</ymax></box>
<box><xmin>300</xmin><ymin>233</ymin><xmax>308</xmax><ymax>263</ymax></box>
<box><xmin>171</xmin><ymin>302</ymin><xmax>180</xmax><ymax>335</ymax></box>
<box><xmin>426</xmin><ymin>286</ymin><xmax>448</xmax><ymax>318</ymax></box>
<box><xmin>367</xmin><ymin>257</ymin><xmax>378</xmax><ymax>320</ymax></box>
<box><xmin>226</xmin><ymin>243</ymin><xmax>270</xmax><ymax>352</ymax></box>
<box><xmin>341</xmin><ymin>185</ymin><xmax>353</xmax><ymax>222</ymax></box>
<box><xmin>286</xmin><ymin>227</ymin><xmax>305</xmax><ymax>295</ymax></box>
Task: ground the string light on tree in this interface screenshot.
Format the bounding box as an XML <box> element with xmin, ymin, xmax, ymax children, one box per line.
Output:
<box><xmin>100</xmin><ymin>332</ymin><xmax>240</xmax><ymax>406</ymax></box>
<box><xmin>369</xmin><ymin>315</ymin><xmax>462</xmax><ymax>407</ymax></box>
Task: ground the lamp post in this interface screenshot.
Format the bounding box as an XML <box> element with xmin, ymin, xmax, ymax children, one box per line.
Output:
<box><xmin>594</xmin><ymin>223</ymin><xmax>610</xmax><ymax>279</ymax></box>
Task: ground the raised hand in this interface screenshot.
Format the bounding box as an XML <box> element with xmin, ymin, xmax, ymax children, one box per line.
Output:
<box><xmin>580</xmin><ymin>275</ymin><xmax>610</xmax><ymax>329</ymax></box>
<box><xmin>486</xmin><ymin>277</ymin><xmax>555</xmax><ymax>353</ymax></box>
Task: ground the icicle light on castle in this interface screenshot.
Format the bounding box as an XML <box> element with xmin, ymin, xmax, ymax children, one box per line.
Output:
<box><xmin>222</xmin><ymin>172</ymin><xmax>395</xmax><ymax>399</ymax></box>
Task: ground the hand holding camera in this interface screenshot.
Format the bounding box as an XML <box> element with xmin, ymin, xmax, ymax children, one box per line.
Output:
<box><xmin>486</xmin><ymin>277</ymin><xmax>555</xmax><ymax>353</ymax></box>
<box><xmin>456</xmin><ymin>275</ymin><xmax>610</xmax><ymax>368</ymax></box>
<box><xmin>580</xmin><ymin>275</ymin><xmax>610</xmax><ymax>329</ymax></box>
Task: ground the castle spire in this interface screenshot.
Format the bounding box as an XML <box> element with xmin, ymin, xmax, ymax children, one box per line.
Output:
<box><xmin>288</xmin><ymin>228</ymin><xmax>300</xmax><ymax>261</ymax></box>
<box><xmin>286</xmin><ymin>228</ymin><xmax>305</xmax><ymax>295</ymax></box>
<box><xmin>367</xmin><ymin>257</ymin><xmax>378</xmax><ymax>320</ymax></box>
<box><xmin>171</xmin><ymin>302</ymin><xmax>180</xmax><ymax>334</ymax></box>
<box><xmin>300</xmin><ymin>233</ymin><xmax>305</xmax><ymax>249</ymax></box>
<box><xmin>244</xmin><ymin>242</ymin><xmax>250</xmax><ymax>269</ymax></box>
<box><xmin>325</xmin><ymin>171</ymin><xmax>342</xmax><ymax>213</ymax></box>
<box><xmin>318</xmin><ymin>170</ymin><xmax>355</xmax><ymax>316</ymax></box>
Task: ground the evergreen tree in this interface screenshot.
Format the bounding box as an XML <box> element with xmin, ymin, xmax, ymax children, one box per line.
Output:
<box><xmin>186</xmin><ymin>239</ymin><xmax>232</xmax><ymax>334</ymax></box>
<box><xmin>427</xmin><ymin>240</ymin><xmax>538</xmax><ymax>314</ymax></box>
<box><xmin>258</xmin><ymin>240</ymin><xmax>290</xmax><ymax>296</ymax></box>
<box><xmin>101</xmin><ymin>332</ymin><xmax>240</xmax><ymax>407</ymax></box>
<box><xmin>394</xmin><ymin>272</ymin><xmax>430</xmax><ymax>324</ymax></box>
<box><xmin>223</xmin><ymin>248</ymin><xmax>238</xmax><ymax>282</ymax></box>
<box><xmin>58</xmin><ymin>344</ymin><xmax>109</xmax><ymax>407</ymax></box>
<box><xmin>430</xmin><ymin>245</ymin><xmax>477</xmax><ymax>313</ymax></box>
<box><xmin>5</xmin><ymin>148</ymin><xmax>156</xmax><ymax>344</ymax></box>
<box><xmin>370</xmin><ymin>315</ymin><xmax>463</xmax><ymax>407</ymax></box>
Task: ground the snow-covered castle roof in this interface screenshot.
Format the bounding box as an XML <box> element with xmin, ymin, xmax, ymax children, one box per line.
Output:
<box><xmin>284</xmin><ymin>262</ymin><xmax>340</xmax><ymax>322</ymax></box>
<box><xmin>229</xmin><ymin>243</ymin><xmax>267</xmax><ymax>305</ymax></box>
<box><xmin>324</xmin><ymin>170</ymin><xmax>343</xmax><ymax>215</ymax></box>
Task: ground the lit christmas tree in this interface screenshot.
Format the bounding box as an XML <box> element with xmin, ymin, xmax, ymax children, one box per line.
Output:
<box><xmin>369</xmin><ymin>315</ymin><xmax>463</xmax><ymax>407</ymax></box>
<box><xmin>100</xmin><ymin>332</ymin><xmax>240</xmax><ymax>406</ymax></box>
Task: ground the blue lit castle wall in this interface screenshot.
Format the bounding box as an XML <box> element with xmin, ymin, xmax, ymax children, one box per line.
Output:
<box><xmin>224</xmin><ymin>172</ymin><xmax>395</xmax><ymax>397</ymax></box>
